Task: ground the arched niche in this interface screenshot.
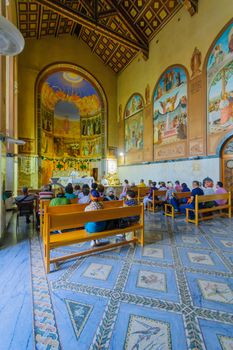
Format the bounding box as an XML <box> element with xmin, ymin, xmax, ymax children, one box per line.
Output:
<box><xmin>152</xmin><ymin>65</ymin><xmax>188</xmax><ymax>160</ymax></box>
<box><xmin>206</xmin><ymin>20</ymin><xmax>233</xmax><ymax>154</ymax></box>
<box><xmin>35</xmin><ymin>63</ymin><xmax>107</xmax><ymax>185</ymax></box>
<box><xmin>124</xmin><ymin>93</ymin><xmax>144</xmax><ymax>160</ymax></box>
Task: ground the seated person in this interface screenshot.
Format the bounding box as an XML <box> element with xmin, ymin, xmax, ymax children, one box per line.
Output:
<box><xmin>105</xmin><ymin>187</ymin><xmax>118</xmax><ymax>201</ymax></box>
<box><xmin>84</xmin><ymin>190</ymin><xmax>107</xmax><ymax>247</ymax></box>
<box><xmin>215</xmin><ymin>181</ymin><xmax>227</xmax><ymax>205</ymax></box>
<box><xmin>74</xmin><ymin>185</ymin><xmax>81</xmax><ymax>196</ymax></box>
<box><xmin>158</xmin><ymin>182</ymin><xmax>167</xmax><ymax>202</ymax></box>
<box><xmin>37</xmin><ymin>184</ymin><xmax>54</xmax><ymax>228</ymax></box>
<box><xmin>165</xmin><ymin>182</ymin><xmax>177</xmax><ymax>211</ymax></box>
<box><xmin>78</xmin><ymin>184</ymin><xmax>90</xmax><ymax>201</ymax></box>
<box><xmin>137</xmin><ymin>179</ymin><xmax>146</xmax><ymax>187</ymax></box>
<box><xmin>15</xmin><ymin>186</ymin><xmax>37</xmax><ymax>223</ymax></box>
<box><xmin>181</xmin><ymin>183</ymin><xmax>190</xmax><ymax>192</ymax></box>
<box><xmin>65</xmin><ymin>184</ymin><xmax>77</xmax><ymax>199</ymax></box>
<box><xmin>97</xmin><ymin>184</ymin><xmax>108</xmax><ymax>200</ymax></box>
<box><xmin>180</xmin><ymin>181</ymin><xmax>204</xmax><ymax>219</ymax></box>
<box><xmin>124</xmin><ymin>190</ymin><xmax>140</xmax><ymax>225</ymax></box>
<box><xmin>203</xmin><ymin>177</ymin><xmax>215</xmax><ymax>208</ymax></box>
<box><xmin>175</xmin><ymin>180</ymin><xmax>182</xmax><ymax>192</ymax></box>
<box><xmin>143</xmin><ymin>181</ymin><xmax>158</xmax><ymax>209</ymax></box>
<box><xmin>78</xmin><ymin>187</ymin><xmax>90</xmax><ymax>204</ymax></box>
<box><xmin>49</xmin><ymin>190</ymin><xmax>70</xmax><ymax>206</ymax></box>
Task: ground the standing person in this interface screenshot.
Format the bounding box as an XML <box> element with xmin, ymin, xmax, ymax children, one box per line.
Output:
<box><xmin>215</xmin><ymin>181</ymin><xmax>227</xmax><ymax>205</ymax></box>
<box><xmin>180</xmin><ymin>181</ymin><xmax>204</xmax><ymax>219</ymax></box>
<box><xmin>84</xmin><ymin>190</ymin><xmax>107</xmax><ymax>247</ymax></box>
<box><xmin>143</xmin><ymin>181</ymin><xmax>158</xmax><ymax>210</ymax></box>
<box><xmin>119</xmin><ymin>179</ymin><xmax>130</xmax><ymax>199</ymax></box>
<box><xmin>15</xmin><ymin>186</ymin><xmax>37</xmax><ymax>224</ymax></box>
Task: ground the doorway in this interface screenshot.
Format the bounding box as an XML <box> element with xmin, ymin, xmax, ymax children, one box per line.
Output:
<box><xmin>221</xmin><ymin>136</ymin><xmax>233</xmax><ymax>198</ymax></box>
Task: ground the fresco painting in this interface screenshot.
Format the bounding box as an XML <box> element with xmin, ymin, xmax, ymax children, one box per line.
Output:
<box><xmin>207</xmin><ymin>23</ymin><xmax>233</xmax><ymax>134</ymax></box>
<box><xmin>125</xmin><ymin>94</ymin><xmax>144</xmax><ymax>118</ymax></box>
<box><xmin>40</xmin><ymin>70</ymin><xmax>103</xmax><ymax>159</ymax></box>
<box><xmin>125</xmin><ymin>111</ymin><xmax>144</xmax><ymax>153</ymax></box>
<box><xmin>153</xmin><ymin>67</ymin><xmax>188</xmax><ymax>145</ymax></box>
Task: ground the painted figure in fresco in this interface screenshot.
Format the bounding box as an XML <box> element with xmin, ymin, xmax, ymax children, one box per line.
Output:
<box><xmin>63</xmin><ymin>116</ymin><xmax>70</xmax><ymax>134</ymax></box>
<box><xmin>228</xmin><ymin>27</ymin><xmax>233</xmax><ymax>53</ymax></box>
<box><xmin>82</xmin><ymin>120</ymin><xmax>87</xmax><ymax>136</ymax></box>
<box><xmin>176</xmin><ymin>71</ymin><xmax>181</xmax><ymax>86</ymax></box>
<box><xmin>219</xmin><ymin>93</ymin><xmax>231</xmax><ymax>124</ymax></box>
<box><xmin>87</xmin><ymin>120</ymin><xmax>91</xmax><ymax>136</ymax></box>
<box><xmin>213</xmin><ymin>44</ymin><xmax>225</xmax><ymax>65</ymax></box>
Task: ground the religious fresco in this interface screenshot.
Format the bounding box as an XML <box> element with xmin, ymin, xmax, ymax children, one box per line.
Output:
<box><xmin>40</xmin><ymin>70</ymin><xmax>104</xmax><ymax>160</ymax></box>
<box><xmin>153</xmin><ymin>67</ymin><xmax>188</xmax><ymax>145</ymax></box>
<box><xmin>207</xmin><ymin>22</ymin><xmax>233</xmax><ymax>134</ymax></box>
<box><xmin>125</xmin><ymin>111</ymin><xmax>144</xmax><ymax>153</ymax></box>
<box><xmin>125</xmin><ymin>94</ymin><xmax>144</xmax><ymax>118</ymax></box>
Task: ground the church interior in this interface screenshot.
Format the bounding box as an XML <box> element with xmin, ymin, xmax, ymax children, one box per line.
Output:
<box><xmin>0</xmin><ymin>0</ymin><xmax>233</xmax><ymax>349</ymax></box>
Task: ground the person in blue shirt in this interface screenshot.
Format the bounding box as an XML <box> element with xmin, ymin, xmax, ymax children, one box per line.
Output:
<box><xmin>65</xmin><ymin>183</ymin><xmax>77</xmax><ymax>199</ymax></box>
<box><xmin>180</xmin><ymin>181</ymin><xmax>204</xmax><ymax>219</ymax></box>
<box><xmin>143</xmin><ymin>181</ymin><xmax>158</xmax><ymax>210</ymax></box>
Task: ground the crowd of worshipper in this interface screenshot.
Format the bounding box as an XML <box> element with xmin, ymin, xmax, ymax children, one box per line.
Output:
<box><xmin>15</xmin><ymin>176</ymin><xmax>227</xmax><ymax>225</ymax></box>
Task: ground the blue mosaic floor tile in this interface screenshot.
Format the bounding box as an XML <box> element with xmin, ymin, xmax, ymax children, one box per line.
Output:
<box><xmin>124</xmin><ymin>263</ymin><xmax>179</xmax><ymax>302</ymax></box>
<box><xmin>134</xmin><ymin>243</ymin><xmax>174</xmax><ymax>264</ymax></box>
<box><xmin>178</xmin><ymin>247</ymin><xmax>230</xmax><ymax>273</ymax></box>
<box><xmin>51</xmin><ymin>290</ymin><xmax>108</xmax><ymax>350</ymax></box>
<box><xmin>208</xmin><ymin>236</ymin><xmax>233</xmax><ymax>252</ymax></box>
<box><xmin>109</xmin><ymin>303</ymin><xmax>187</xmax><ymax>350</ymax></box>
<box><xmin>186</xmin><ymin>272</ymin><xmax>233</xmax><ymax>313</ymax></box>
<box><xmin>174</xmin><ymin>232</ymin><xmax>211</xmax><ymax>248</ymax></box>
<box><xmin>68</xmin><ymin>256</ymin><xmax>123</xmax><ymax>289</ymax></box>
<box><xmin>199</xmin><ymin>319</ymin><xmax>233</xmax><ymax>350</ymax></box>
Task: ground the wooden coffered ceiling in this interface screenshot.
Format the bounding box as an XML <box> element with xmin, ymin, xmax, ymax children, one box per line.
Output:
<box><xmin>16</xmin><ymin>0</ymin><xmax>195</xmax><ymax>73</ymax></box>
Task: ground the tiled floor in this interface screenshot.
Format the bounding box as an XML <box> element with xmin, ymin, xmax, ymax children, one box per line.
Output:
<box><xmin>0</xmin><ymin>212</ymin><xmax>233</xmax><ymax>350</ymax></box>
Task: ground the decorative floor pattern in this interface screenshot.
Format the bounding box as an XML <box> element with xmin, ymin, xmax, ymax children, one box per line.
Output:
<box><xmin>1</xmin><ymin>213</ymin><xmax>233</xmax><ymax>349</ymax></box>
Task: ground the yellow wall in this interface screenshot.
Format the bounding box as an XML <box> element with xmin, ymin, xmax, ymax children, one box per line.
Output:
<box><xmin>117</xmin><ymin>0</ymin><xmax>233</xmax><ymax>119</ymax></box>
<box><xmin>18</xmin><ymin>35</ymin><xmax>117</xmax><ymax>147</ymax></box>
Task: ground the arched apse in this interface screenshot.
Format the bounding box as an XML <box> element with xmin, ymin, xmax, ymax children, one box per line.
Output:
<box><xmin>36</xmin><ymin>63</ymin><xmax>107</xmax><ymax>185</ymax></box>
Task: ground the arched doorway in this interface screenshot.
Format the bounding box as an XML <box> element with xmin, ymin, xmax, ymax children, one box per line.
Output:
<box><xmin>221</xmin><ymin>136</ymin><xmax>233</xmax><ymax>197</ymax></box>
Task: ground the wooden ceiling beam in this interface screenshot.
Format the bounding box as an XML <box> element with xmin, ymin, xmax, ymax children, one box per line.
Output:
<box><xmin>98</xmin><ymin>9</ymin><xmax>117</xmax><ymax>19</ymax></box>
<box><xmin>33</xmin><ymin>0</ymin><xmax>149</xmax><ymax>55</ymax></box>
<box><xmin>180</xmin><ymin>0</ymin><xmax>198</xmax><ymax>16</ymax></box>
<box><xmin>78</xmin><ymin>0</ymin><xmax>94</xmax><ymax>17</ymax></box>
<box><xmin>105</xmin><ymin>0</ymin><xmax>148</xmax><ymax>47</ymax></box>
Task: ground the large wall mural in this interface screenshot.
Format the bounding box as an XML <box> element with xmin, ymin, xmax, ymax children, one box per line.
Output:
<box><xmin>153</xmin><ymin>66</ymin><xmax>188</xmax><ymax>146</ymax></box>
<box><xmin>37</xmin><ymin>67</ymin><xmax>106</xmax><ymax>185</ymax></box>
<box><xmin>124</xmin><ymin>94</ymin><xmax>144</xmax><ymax>154</ymax></box>
<box><xmin>207</xmin><ymin>22</ymin><xmax>233</xmax><ymax>135</ymax></box>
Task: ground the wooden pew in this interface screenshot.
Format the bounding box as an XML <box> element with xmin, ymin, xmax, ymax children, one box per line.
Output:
<box><xmin>148</xmin><ymin>190</ymin><xmax>167</xmax><ymax>212</ymax></box>
<box><xmin>41</xmin><ymin>200</ymin><xmax>124</xmax><ymax>239</ymax></box>
<box><xmin>164</xmin><ymin>192</ymin><xmax>191</xmax><ymax>218</ymax></box>
<box><xmin>137</xmin><ymin>187</ymin><xmax>150</xmax><ymax>203</ymax></box>
<box><xmin>44</xmin><ymin>204</ymin><xmax>144</xmax><ymax>273</ymax></box>
<box><xmin>186</xmin><ymin>192</ymin><xmax>231</xmax><ymax>225</ymax></box>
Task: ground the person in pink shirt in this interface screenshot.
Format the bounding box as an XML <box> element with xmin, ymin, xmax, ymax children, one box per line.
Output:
<box><xmin>175</xmin><ymin>180</ymin><xmax>182</xmax><ymax>192</ymax></box>
<box><xmin>215</xmin><ymin>181</ymin><xmax>227</xmax><ymax>205</ymax></box>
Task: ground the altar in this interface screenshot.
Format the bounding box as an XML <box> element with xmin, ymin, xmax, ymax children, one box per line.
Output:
<box><xmin>51</xmin><ymin>170</ymin><xmax>94</xmax><ymax>188</ymax></box>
